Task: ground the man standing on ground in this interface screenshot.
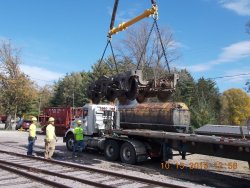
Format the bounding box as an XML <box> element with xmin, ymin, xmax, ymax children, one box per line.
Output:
<box><xmin>73</xmin><ymin>119</ymin><xmax>85</xmax><ymax>157</ymax></box>
<box><xmin>44</xmin><ymin>117</ymin><xmax>57</xmax><ymax>159</ymax></box>
<box><xmin>27</xmin><ymin>117</ymin><xmax>37</xmax><ymax>156</ymax></box>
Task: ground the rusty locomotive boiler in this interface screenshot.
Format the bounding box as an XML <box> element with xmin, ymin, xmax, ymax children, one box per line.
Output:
<box><xmin>119</xmin><ymin>102</ymin><xmax>190</xmax><ymax>133</ymax></box>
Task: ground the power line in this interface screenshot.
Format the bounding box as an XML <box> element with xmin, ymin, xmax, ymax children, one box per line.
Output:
<box><xmin>208</xmin><ymin>73</ymin><xmax>250</xmax><ymax>80</ymax></box>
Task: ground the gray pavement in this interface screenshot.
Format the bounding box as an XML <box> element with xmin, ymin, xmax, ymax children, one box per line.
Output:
<box><xmin>0</xmin><ymin>123</ymin><xmax>15</xmax><ymax>130</ymax></box>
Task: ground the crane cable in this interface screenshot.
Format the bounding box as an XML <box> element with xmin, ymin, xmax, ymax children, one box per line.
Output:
<box><xmin>96</xmin><ymin>39</ymin><xmax>119</xmax><ymax>78</ymax></box>
<box><xmin>136</xmin><ymin>1</ymin><xmax>171</xmax><ymax>73</ymax></box>
<box><xmin>155</xmin><ymin>20</ymin><xmax>171</xmax><ymax>73</ymax></box>
<box><xmin>96</xmin><ymin>0</ymin><xmax>119</xmax><ymax>77</ymax></box>
<box><xmin>97</xmin><ymin>0</ymin><xmax>171</xmax><ymax>77</ymax></box>
<box><xmin>136</xmin><ymin>19</ymin><xmax>156</xmax><ymax>70</ymax></box>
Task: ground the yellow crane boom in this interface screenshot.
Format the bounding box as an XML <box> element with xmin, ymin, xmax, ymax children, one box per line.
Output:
<box><xmin>108</xmin><ymin>5</ymin><xmax>158</xmax><ymax>37</ymax></box>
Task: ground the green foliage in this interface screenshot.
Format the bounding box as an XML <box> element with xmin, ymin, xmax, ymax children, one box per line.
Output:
<box><xmin>38</xmin><ymin>85</ymin><xmax>53</xmax><ymax>111</ymax></box>
<box><xmin>220</xmin><ymin>88</ymin><xmax>250</xmax><ymax>125</ymax></box>
<box><xmin>172</xmin><ymin>70</ymin><xmax>220</xmax><ymax>129</ymax></box>
<box><xmin>0</xmin><ymin>40</ymin><xmax>38</xmax><ymax>118</ymax></box>
<box><xmin>90</xmin><ymin>56</ymin><xmax>136</xmax><ymax>81</ymax></box>
<box><xmin>246</xmin><ymin>79</ymin><xmax>250</xmax><ymax>93</ymax></box>
<box><xmin>50</xmin><ymin>72</ymin><xmax>90</xmax><ymax>107</ymax></box>
<box><xmin>190</xmin><ymin>78</ymin><xmax>220</xmax><ymax>128</ymax></box>
<box><xmin>172</xmin><ymin>69</ymin><xmax>196</xmax><ymax>106</ymax></box>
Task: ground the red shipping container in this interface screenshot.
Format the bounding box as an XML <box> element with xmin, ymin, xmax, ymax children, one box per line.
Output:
<box><xmin>40</xmin><ymin>107</ymin><xmax>83</xmax><ymax>135</ymax></box>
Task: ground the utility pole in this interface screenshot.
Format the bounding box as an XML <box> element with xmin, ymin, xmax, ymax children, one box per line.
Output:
<box><xmin>72</xmin><ymin>91</ymin><xmax>75</xmax><ymax>119</ymax></box>
<box><xmin>72</xmin><ymin>92</ymin><xmax>75</xmax><ymax>109</ymax></box>
<box><xmin>38</xmin><ymin>96</ymin><xmax>41</xmax><ymax>123</ymax></box>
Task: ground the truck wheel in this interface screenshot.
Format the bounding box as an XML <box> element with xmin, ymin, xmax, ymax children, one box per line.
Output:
<box><xmin>104</xmin><ymin>140</ymin><xmax>119</xmax><ymax>161</ymax></box>
<box><xmin>120</xmin><ymin>142</ymin><xmax>136</xmax><ymax>165</ymax></box>
<box><xmin>66</xmin><ymin>134</ymin><xmax>74</xmax><ymax>151</ymax></box>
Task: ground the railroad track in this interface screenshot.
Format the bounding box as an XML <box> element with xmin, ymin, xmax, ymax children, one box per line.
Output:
<box><xmin>0</xmin><ymin>150</ymin><xmax>185</xmax><ymax>188</ymax></box>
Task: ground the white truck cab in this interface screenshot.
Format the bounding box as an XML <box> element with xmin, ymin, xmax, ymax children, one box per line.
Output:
<box><xmin>64</xmin><ymin>103</ymin><xmax>118</xmax><ymax>151</ymax></box>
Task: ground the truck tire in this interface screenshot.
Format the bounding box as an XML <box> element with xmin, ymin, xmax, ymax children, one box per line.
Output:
<box><xmin>120</xmin><ymin>142</ymin><xmax>136</xmax><ymax>165</ymax></box>
<box><xmin>66</xmin><ymin>134</ymin><xmax>74</xmax><ymax>151</ymax></box>
<box><xmin>104</xmin><ymin>140</ymin><xmax>119</xmax><ymax>161</ymax></box>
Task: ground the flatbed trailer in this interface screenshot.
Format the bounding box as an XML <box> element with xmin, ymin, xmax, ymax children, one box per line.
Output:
<box><xmin>108</xmin><ymin>129</ymin><xmax>250</xmax><ymax>166</ymax></box>
<box><xmin>64</xmin><ymin>104</ymin><xmax>250</xmax><ymax>166</ymax></box>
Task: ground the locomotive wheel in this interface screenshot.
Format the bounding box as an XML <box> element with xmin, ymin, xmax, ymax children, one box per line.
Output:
<box><xmin>157</xmin><ymin>91</ymin><xmax>171</xmax><ymax>102</ymax></box>
<box><xmin>136</xmin><ymin>93</ymin><xmax>146</xmax><ymax>103</ymax></box>
<box><xmin>104</xmin><ymin>140</ymin><xmax>120</xmax><ymax>161</ymax></box>
<box><xmin>106</xmin><ymin>88</ymin><xmax>117</xmax><ymax>102</ymax></box>
<box><xmin>120</xmin><ymin>142</ymin><xmax>136</xmax><ymax>165</ymax></box>
<box><xmin>118</xmin><ymin>95</ymin><xmax>129</xmax><ymax>105</ymax></box>
<box><xmin>92</xmin><ymin>92</ymin><xmax>101</xmax><ymax>104</ymax></box>
<box><xmin>125</xmin><ymin>78</ymin><xmax>138</xmax><ymax>100</ymax></box>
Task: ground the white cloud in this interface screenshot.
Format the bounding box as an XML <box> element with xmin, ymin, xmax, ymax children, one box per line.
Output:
<box><xmin>212</xmin><ymin>40</ymin><xmax>250</xmax><ymax>64</ymax></box>
<box><xmin>220</xmin><ymin>0</ymin><xmax>250</xmax><ymax>16</ymax></box>
<box><xmin>186</xmin><ymin>40</ymin><xmax>250</xmax><ymax>72</ymax></box>
<box><xmin>185</xmin><ymin>64</ymin><xmax>212</xmax><ymax>72</ymax></box>
<box><xmin>20</xmin><ymin>65</ymin><xmax>64</xmax><ymax>87</ymax></box>
<box><xmin>168</xmin><ymin>41</ymin><xmax>185</xmax><ymax>49</ymax></box>
<box><xmin>107</xmin><ymin>3</ymin><xmax>143</xmax><ymax>25</ymax></box>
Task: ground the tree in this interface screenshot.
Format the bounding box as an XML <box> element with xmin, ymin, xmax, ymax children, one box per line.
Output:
<box><xmin>25</xmin><ymin>85</ymin><xmax>54</xmax><ymax>117</ymax></box>
<box><xmin>220</xmin><ymin>88</ymin><xmax>250</xmax><ymax>125</ymax></box>
<box><xmin>246</xmin><ymin>79</ymin><xmax>250</xmax><ymax>93</ymax></box>
<box><xmin>245</xmin><ymin>20</ymin><xmax>250</xmax><ymax>93</ymax></box>
<box><xmin>116</xmin><ymin>21</ymin><xmax>179</xmax><ymax>80</ymax></box>
<box><xmin>190</xmin><ymin>78</ymin><xmax>220</xmax><ymax>128</ymax></box>
<box><xmin>0</xmin><ymin>40</ymin><xmax>38</xmax><ymax>129</ymax></box>
<box><xmin>50</xmin><ymin>72</ymin><xmax>90</xmax><ymax>107</ymax></box>
<box><xmin>90</xmin><ymin>56</ymin><xmax>122</xmax><ymax>80</ymax></box>
<box><xmin>38</xmin><ymin>85</ymin><xmax>53</xmax><ymax>111</ymax></box>
<box><xmin>172</xmin><ymin>69</ymin><xmax>196</xmax><ymax>106</ymax></box>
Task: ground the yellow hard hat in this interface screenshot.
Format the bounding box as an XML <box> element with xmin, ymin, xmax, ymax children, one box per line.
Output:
<box><xmin>31</xmin><ymin>117</ymin><xmax>37</xmax><ymax>122</ymax></box>
<box><xmin>76</xmin><ymin>120</ymin><xmax>82</xmax><ymax>125</ymax></box>
<box><xmin>48</xmin><ymin>117</ymin><xmax>55</xmax><ymax>122</ymax></box>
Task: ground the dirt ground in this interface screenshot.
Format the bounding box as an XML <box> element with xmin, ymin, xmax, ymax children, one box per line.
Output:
<box><xmin>0</xmin><ymin>130</ymin><xmax>249</xmax><ymax>188</ymax></box>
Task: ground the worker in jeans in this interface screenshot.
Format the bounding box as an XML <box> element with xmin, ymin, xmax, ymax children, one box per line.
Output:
<box><xmin>44</xmin><ymin>117</ymin><xmax>57</xmax><ymax>159</ymax></box>
<box><xmin>27</xmin><ymin>117</ymin><xmax>37</xmax><ymax>156</ymax></box>
<box><xmin>73</xmin><ymin>120</ymin><xmax>85</xmax><ymax>157</ymax></box>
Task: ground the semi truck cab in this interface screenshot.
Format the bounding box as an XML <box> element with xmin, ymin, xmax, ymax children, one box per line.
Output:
<box><xmin>64</xmin><ymin>104</ymin><xmax>118</xmax><ymax>151</ymax></box>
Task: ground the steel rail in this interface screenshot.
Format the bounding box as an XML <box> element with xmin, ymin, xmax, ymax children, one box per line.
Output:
<box><xmin>0</xmin><ymin>159</ymin><xmax>112</xmax><ymax>188</ymax></box>
<box><xmin>0</xmin><ymin>162</ymin><xmax>71</xmax><ymax>188</ymax></box>
<box><xmin>0</xmin><ymin>149</ymin><xmax>186</xmax><ymax>188</ymax></box>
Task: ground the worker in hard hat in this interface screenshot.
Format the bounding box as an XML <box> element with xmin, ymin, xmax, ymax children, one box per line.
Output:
<box><xmin>44</xmin><ymin>117</ymin><xmax>57</xmax><ymax>160</ymax></box>
<box><xmin>72</xmin><ymin>119</ymin><xmax>85</xmax><ymax>157</ymax></box>
<box><xmin>27</xmin><ymin>117</ymin><xmax>37</xmax><ymax>156</ymax></box>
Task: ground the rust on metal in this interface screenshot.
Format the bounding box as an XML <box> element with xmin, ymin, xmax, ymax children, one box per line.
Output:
<box><xmin>87</xmin><ymin>71</ymin><xmax>179</xmax><ymax>104</ymax></box>
<box><xmin>119</xmin><ymin>102</ymin><xmax>190</xmax><ymax>132</ymax></box>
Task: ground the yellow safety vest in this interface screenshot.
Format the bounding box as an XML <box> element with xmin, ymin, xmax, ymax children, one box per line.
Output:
<box><xmin>46</xmin><ymin>124</ymin><xmax>56</xmax><ymax>141</ymax></box>
<box><xmin>74</xmin><ymin>126</ymin><xmax>84</xmax><ymax>141</ymax></box>
<box><xmin>29</xmin><ymin>123</ymin><xmax>36</xmax><ymax>138</ymax></box>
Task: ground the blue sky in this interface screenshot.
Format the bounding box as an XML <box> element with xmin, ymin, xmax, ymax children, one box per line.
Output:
<box><xmin>0</xmin><ymin>0</ymin><xmax>250</xmax><ymax>93</ymax></box>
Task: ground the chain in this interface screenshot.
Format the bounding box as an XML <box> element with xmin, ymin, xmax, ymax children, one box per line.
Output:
<box><xmin>155</xmin><ymin>20</ymin><xmax>170</xmax><ymax>73</ymax></box>
<box><xmin>96</xmin><ymin>40</ymin><xmax>110</xmax><ymax>77</ymax></box>
<box><xmin>110</xmin><ymin>42</ymin><xmax>119</xmax><ymax>74</ymax></box>
<box><xmin>136</xmin><ymin>20</ymin><xmax>156</xmax><ymax>70</ymax></box>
